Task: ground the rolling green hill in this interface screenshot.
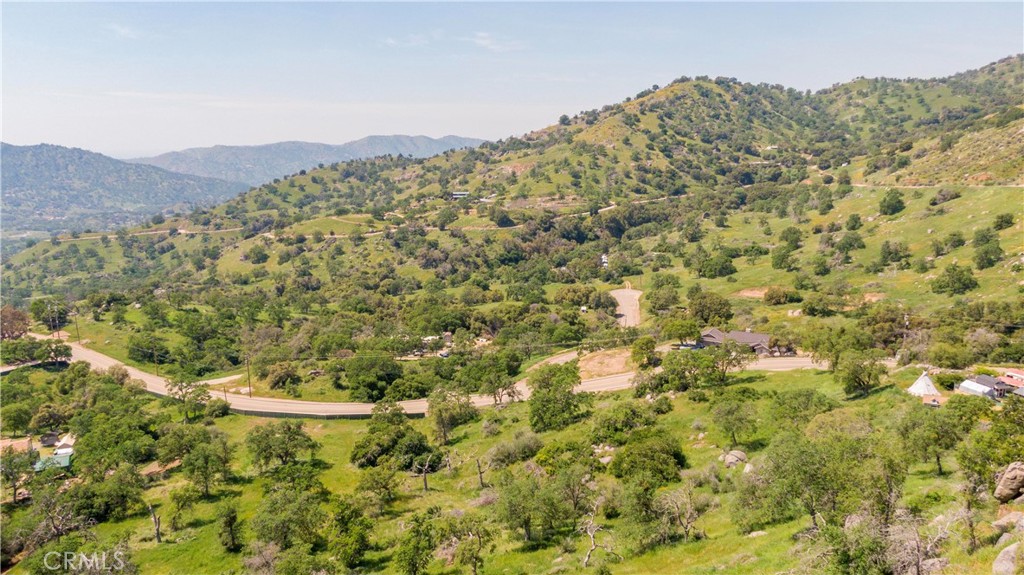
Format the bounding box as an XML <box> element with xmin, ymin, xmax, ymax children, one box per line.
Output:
<box><xmin>1</xmin><ymin>55</ymin><xmax>1022</xmax><ymax>575</ymax></box>
<box><xmin>0</xmin><ymin>143</ymin><xmax>250</xmax><ymax>237</ymax></box>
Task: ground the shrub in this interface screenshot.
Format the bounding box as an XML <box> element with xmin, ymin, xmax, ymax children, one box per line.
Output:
<box><xmin>931</xmin><ymin>264</ymin><xmax>978</xmax><ymax>295</ymax></box>
<box><xmin>487</xmin><ymin>431</ymin><xmax>543</xmax><ymax>468</ymax></box>
<box><xmin>993</xmin><ymin>213</ymin><xmax>1014</xmax><ymax>230</ymax></box>
<box><xmin>879</xmin><ymin>189</ymin><xmax>905</xmax><ymax>215</ymax></box>
<box><xmin>608</xmin><ymin>428</ymin><xmax>686</xmax><ymax>484</ymax></box>
<box><xmin>763</xmin><ymin>286</ymin><xmax>791</xmax><ymax>306</ymax></box>
<box><xmin>590</xmin><ymin>401</ymin><xmax>655</xmax><ymax>446</ymax></box>
<box><xmin>205</xmin><ymin>399</ymin><xmax>231</xmax><ymax>418</ymax></box>
<box><xmin>928</xmin><ymin>188</ymin><xmax>961</xmax><ymax>206</ymax></box>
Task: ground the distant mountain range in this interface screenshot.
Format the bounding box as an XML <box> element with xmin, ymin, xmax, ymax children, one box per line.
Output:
<box><xmin>129</xmin><ymin>135</ymin><xmax>486</xmax><ymax>185</ymax></box>
<box><xmin>0</xmin><ymin>143</ymin><xmax>250</xmax><ymax>235</ymax></box>
<box><xmin>0</xmin><ymin>135</ymin><xmax>484</xmax><ymax>238</ymax></box>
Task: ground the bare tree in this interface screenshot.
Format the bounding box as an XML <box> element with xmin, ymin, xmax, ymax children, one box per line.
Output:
<box><xmin>885</xmin><ymin>509</ymin><xmax>958</xmax><ymax>575</ymax></box>
<box><xmin>656</xmin><ymin>480</ymin><xmax>717</xmax><ymax>541</ymax></box>
<box><xmin>412</xmin><ymin>453</ymin><xmax>436</xmax><ymax>493</ymax></box>
<box><xmin>27</xmin><ymin>481</ymin><xmax>92</xmax><ymax>549</ymax></box>
<box><xmin>243</xmin><ymin>541</ymin><xmax>280</xmax><ymax>575</ymax></box>
<box><xmin>475</xmin><ymin>458</ymin><xmax>490</xmax><ymax>489</ymax></box>
<box><xmin>579</xmin><ymin>505</ymin><xmax>622</xmax><ymax>568</ymax></box>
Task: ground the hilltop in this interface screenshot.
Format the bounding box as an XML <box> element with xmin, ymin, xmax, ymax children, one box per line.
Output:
<box><xmin>129</xmin><ymin>135</ymin><xmax>486</xmax><ymax>186</ymax></box>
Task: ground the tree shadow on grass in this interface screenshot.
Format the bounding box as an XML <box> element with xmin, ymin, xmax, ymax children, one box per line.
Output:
<box><xmin>184</xmin><ymin>516</ymin><xmax>216</xmax><ymax>530</ymax></box>
<box><xmin>740</xmin><ymin>438</ymin><xmax>769</xmax><ymax>452</ymax></box>
<box><xmin>847</xmin><ymin>383</ymin><xmax>896</xmax><ymax>401</ymax></box>
<box><xmin>308</xmin><ymin>457</ymin><xmax>333</xmax><ymax>471</ymax></box>
<box><xmin>205</xmin><ymin>486</ymin><xmax>245</xmax><ymax>502</ymax></box>
<box><xmin>360</xmin><ymin>550</ymin><xmax>392</xmax><ymax>573</ymax></box>
<box><xmin>448</xmin><ymin>431</ymin><xmax>471</xmax><ymax>446</ymax></box>
<box><xmin>729</xmin><ymin>373</ymin><xmax>767</xmax><ymax>386</ymax></box>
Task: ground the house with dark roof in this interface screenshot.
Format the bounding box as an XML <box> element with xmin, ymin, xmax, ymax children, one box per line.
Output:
<box><xmin>699</xmin><ymin>328</ymin><xmax>793</xmax><ymax>356</ymax></box>
<box><xmin>970</xmin><ymin>374</ymin><xmax>1013</xmax><ymax>398</ymax></box>
<box><xmin>958</xmin><ymin>374</ymin><xmax>1014</xmax><ymax>399</ymax></box>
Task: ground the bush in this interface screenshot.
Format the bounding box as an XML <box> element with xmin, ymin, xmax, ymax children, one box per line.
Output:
<box><xmin>205</xmin><ymin>398</ymin><xmax>231</xmax><ymax>418</ymax></box>
<box><xmin>993</xmin><ymin>213</ymin><xmax>1014</xmax><ymax>230</ymax></box>
<box><xmin>879</xmin><ymin>189</ymin><xmax>905</xmax><ymax>215</ymax></box>
<box><xmin>928</xmin><ymin>343</ymin><xmax>974</xmax><ymax>369</ymax></box>
<box><xmin>609</xmin><ymin>428</ymin><xmax>686</xmax><ymax>484</ymax></box>
<box><xmin>487</xmin><ymin>431</ymin><xmax>543</xmax><ymax>468</ymax></box>
<box><xmin>651</xmin><ymin>396</ymin><xmax>673</xmax><ymax>414</ymax></box>
<box><xmin>929</xmin><ymin>373</ymin><xmax>961</xmax><ymax>391</ymax></box>
<box><xmin>928</xmin><ymin>188</ymin><xmax>961</xmax><ymax>206</ymax></box>
<box><xmin>763</xmin><ymin>286</ymin><xmax>792</xmax><ymax>306</ymax></box>
<box><xmin>801</xmin><ymin>293</ymin><xmax>838</xmax><ymax>317</ymax></box>
<box><xmin>590</xmin><ymin>401</ymin><xmax>655</xmax><ymax>446</ymax></box>
<box><xmin>931</xmin><ymin>264</ymin><xmax>978</xmax><ymax>295</ymax></box>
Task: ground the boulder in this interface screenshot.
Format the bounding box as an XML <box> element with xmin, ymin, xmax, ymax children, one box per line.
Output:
<box><xmin>743</xmin><ymin>463</ymin><xmax>754</xmax><ymax>474</ymax></box>
<box><xmin>995</xmin><ymin>462</ymin><xmax>1024</xmax><ymax>503</ymax></box>
<box><xmin>919</xmin><ymin>557</ymin><xmax>948</xmax><ymax>574</ymax></box>
<box><xmin>992</xmin><ymin>542</ymin><xmax>1018</xmax><ymax>575</ymax></box>
<box><xmin>747</xmin><ymin>531</ymin><xmax>767</xmax><ymax>538</ymax></box>
<box><xmin>995</xmin><ymin>533</ymin><xmax>1013</xmax><ymax>547</ymax></box>
<box><xmin>724</xmin><ymin>450</ymin><xmax>748</xmax><ymax>468</ymax></box>
<box><xmin>992</xmin><ymin>512</ymin><xmax>1023</xmax><ymax>533</ymax></box>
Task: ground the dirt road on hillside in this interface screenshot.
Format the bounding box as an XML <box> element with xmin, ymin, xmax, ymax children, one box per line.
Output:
<box><xmin>609</xmin><ymin>284</ymin><xmax>642</xmax><ymax>327</ymax></box>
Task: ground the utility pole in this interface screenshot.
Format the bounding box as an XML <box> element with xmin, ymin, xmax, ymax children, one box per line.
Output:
<box><xmin>73</xmin><ymin>307</ymin><xmax>81</xmax><ymax>343</ymax></box>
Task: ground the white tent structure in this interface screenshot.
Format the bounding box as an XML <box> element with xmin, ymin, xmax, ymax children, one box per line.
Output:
<box><xmin>957</xmin><ymin>380</ymin><xmax>996</xmax><ymax>400</ymax></box>
<box><xmin>907</xmin><ymin>372</ymin><xmax>940</xmax><ymax>397</ymax></box>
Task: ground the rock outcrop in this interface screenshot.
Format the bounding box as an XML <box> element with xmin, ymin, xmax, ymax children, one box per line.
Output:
<box><xmin>723</xmin><ymin>450</ymin><xmax>747</xmax><ymax>468</ymax></box>
<box><xmin>992</xmin><ymin>542</ymin><xmax>1018</xmax><ymax>575</ymax></box>
<box><xmin>995</xmin><ymin>462</ymin><xmax>1024</xmax><ymax>503</ymax></box>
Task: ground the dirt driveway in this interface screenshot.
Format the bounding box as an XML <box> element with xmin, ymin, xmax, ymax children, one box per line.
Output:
<box><xmin>609</xmin><ymin>284</ymin><xmax>642</xmax><ymax>327</ymax></box>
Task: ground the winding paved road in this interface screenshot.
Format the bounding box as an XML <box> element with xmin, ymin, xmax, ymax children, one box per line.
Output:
<box><xmin>29</xmin><ymin>339</ymin><xmax>821</xmax><ymax>419</ymax></box>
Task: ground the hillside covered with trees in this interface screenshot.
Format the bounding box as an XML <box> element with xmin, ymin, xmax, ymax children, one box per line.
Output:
<box><xmin>1</xmin><ymin>56</ymin><xmax>1022</xmax><ymax>575</ymax></box>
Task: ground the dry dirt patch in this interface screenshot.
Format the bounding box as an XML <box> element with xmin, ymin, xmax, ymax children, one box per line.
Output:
<box><xmin>735</xmin><ymin>287</ymin><xmax>769</xmax><ymax>299</ymax></box>
<box><xmin>578</xmin><ymin>349</ymin><xmax>632</xmax><ymax>379</ymax></box>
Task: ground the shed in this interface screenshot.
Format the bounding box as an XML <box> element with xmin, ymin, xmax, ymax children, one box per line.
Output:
<box><xmin>34</xmin><ymin>453</ymin><xmax>71</xmax><ymax>472</ymax></box>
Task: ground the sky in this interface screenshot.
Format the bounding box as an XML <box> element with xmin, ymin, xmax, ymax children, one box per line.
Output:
<box><xmin>2</xmin><ymin>2</ymin><xmax>1022</xmax><ymax>158</ymax></box>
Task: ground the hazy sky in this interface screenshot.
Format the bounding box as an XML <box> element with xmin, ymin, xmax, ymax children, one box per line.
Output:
<box><xmin>3</xmin><ymin>2</ymin><xmax>1022</xmax><ymax>158</ymax></box>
